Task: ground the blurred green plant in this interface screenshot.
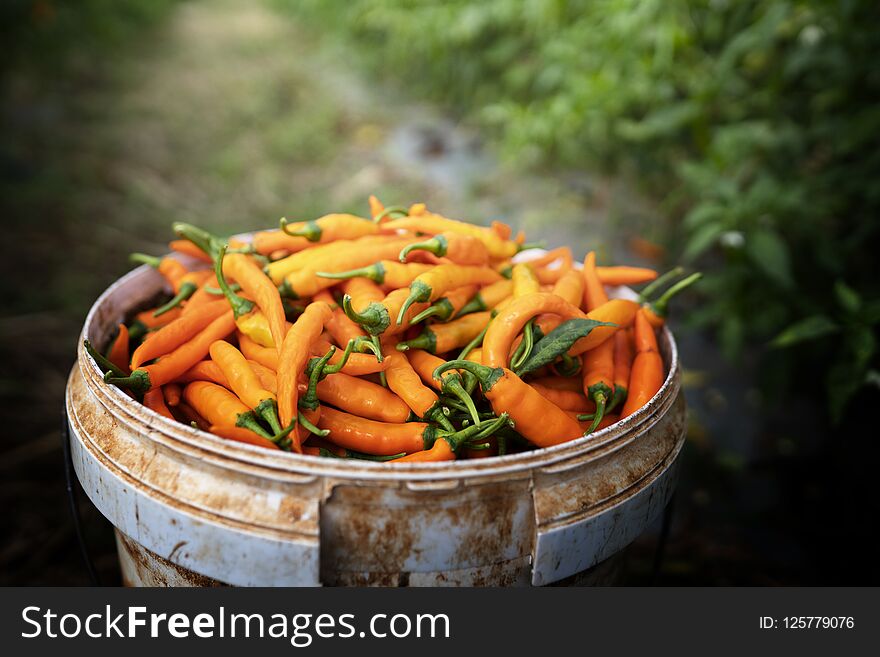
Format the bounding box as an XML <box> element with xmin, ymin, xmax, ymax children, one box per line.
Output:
<box><xmin>280</xmin><ymin>0</ymin><xmax>880</xmax><ymax>422</ymax></box>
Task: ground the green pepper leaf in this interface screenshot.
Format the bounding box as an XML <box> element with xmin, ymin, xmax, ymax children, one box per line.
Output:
<box><xmin>514</xmin><ymin>318</ymin><xmax>615</xmax><ymax>376</ymax></box>
<box><xmin>746</xmin><ymin>228</ymin><xmax>794</xmax><ymax>289</ymax></box>
<box><xmin>834</xmin><ymin>280</ymin><xmax>861</xmax><ymax>314</ymax></box>
<box><xmin>770</xmin><ymin>315</ymin><xmax>839</xmax><ymax>348</ymax></box>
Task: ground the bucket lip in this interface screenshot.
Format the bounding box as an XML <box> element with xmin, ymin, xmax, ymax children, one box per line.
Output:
<box><xmin>76</xmin><ymin>247</ymin><xmax>681</xmax><ymax>481</ymax></box>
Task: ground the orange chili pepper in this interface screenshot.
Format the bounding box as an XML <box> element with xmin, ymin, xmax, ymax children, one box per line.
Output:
<box><xmin>393</xmin><ymin>415</ymin><xmax>510</xmax><ymax>463</ymax></box>
<box><xmin>456</xmin><ymin>279</ymin><xmax>513</xmax><ymax>316</ymax></box>
<box><xmin>105</xmin><ymin>310</ymin><xmax>237</xmax><ymax>393</ymax></box>
<box><xmin>641</xmin><ymin>272</ymin><xmax>702</xmax><ymax>329</ymax></box>
<box><xmin>620</xmin><ymin>310</ymin><xmax>665</xmax><ymax>418</ymax></box>
<box><xmin>382</xmin><ymin>349</ymin><xmax>451</xmax><ymax>427</ymax></box>
<box><xmin>596</xmin><ymin>266</ymin><xmax>657</xmax><ymax>287</ymax></box>
<box><xmin>435</xmin><ymin>361</ymin><xmax>583</xmax><ymax>447</ymax></box>
<box><xmin>396</xmin><ymin>264</ymin><xmax>502</xmax><ymax>325</ymax></box>
<box><xmin>405</xmin><ymin>348</ymin><xmax>481</xmax><ymax>425</ymax></box>
<box><xmin>522</xmin><ymin>247</ymin><xmax>573</xmax><ymax>270</ymax></box>
<box><xmin>163</xmin><ymin>383</ymin><xmax>182</xmax><ymax>407</ymax></box>
<box><xmin>483</xmin><ymin>293</ymin><xmax>637</xmax><ymax>368</ymax></box>
<box><xmin>536</xmin><ymin>269</ymin><xmax>586</xmax><ymax>335</ymax></box>
<box><xmin>174</xmin><ymin>360</ymin><xmax>231</xmax><ymax>388</ymax></box>
<box><xmin>397</xmin><ymin>310</ymin><xmax>492</xmax><ymax>354</ymax></box>
<box><xmin>210</xmin><ymin>340</ymin><xmax>282</xmax><ymax>434</ymax></box>
<box><xmin>314</xmin><ymin>290</ymin><xmax>368</xmax><ymax>350</ymax></box>
<box><xmin>210</xmin><ymin>424</ymin><xmax>280</xmax><ymax>450</ymax></box>
<box><xmin>609</xmin><ymin>329</ymin><xmax>633</xmax><ymax>412</ymax></box>
<box><xmin>368</xmin><ymin>194</ymin><xmax>385</xmax><ymax>220</ymax></box>
<box><xmin>342</xmin><ymin>277</ymin><xmax>385</xmax><ymax>310</ymax></box>
<box><xmin>342</xmin><ymin>287</ymin><xmax>430</xmax><ymax>336</ymax></box>
<box><xmin>317</xmin><ymin>260</ymin><xmax>435</xmax><ymax>290</ymax></box>
<box><xmin>265</xmin><ymin>234</ymin><xmax>400</xmax><ymax>285</ymax></box>
<box><xmin>252</xmin><ymin>214</ymin><xmax>379</xmax><ymax>256</ymax></box>
<box><xmin>511</xmin><ymin>263</ymin><xmax>541</xmax><ymax>297</ymax></box>
<box><xmin>379</xmin><ymin>211</ymin><xmax>519</xmax><ymax>259</ymax></box>
<box><xmin>149</xmin><ymin>270</ymin><xmax>213</xmax><ymax>318</ymax></box>
<box><xmin>409</xmin><ymin>285</ymin><xmax>477</xmax><ymax>324</ymax></box>
<box><xmin>174</xmin><ymin>401</ymin><xmax>210</xmax><ymax>431</ymax></box>
<box><xmin>581</xmin><ymin>251</ymin><xmax>616</xmax><ymax>432</ymax></box>
<box><xmin>277</xmin><ymin>302</ymin><xmax>333</xmax><ymax>447</ymax></box>
<box><xmin>144</xmin><ymin>387</ymin><xmax>175</xmax><ymax>420</ymax></box>
<box><xmin>526</xmin><ymin>375</ymin><xmax>582</xmax><ymax>392</ymax></box>
<box><xmin>399</xmin><ymin>232</ymin><xmax>490</xmax><ymax>266</ymax></box>
<box><xmin>248</xmin><ymin>360</ymin><xmax>277</xmax><ymax>393</ymax></box>
<box><xmin>183</xmin><ymin>380</ymin><xmax>273</xmax><ymax>439</ymax></box>
<box><xmin>130</xmin><ymin>253</ymin><xmax>189</xmax><ymax>290</ymax></box>
<box><xmin>238</xmin><ymin>331</ymin><xmax>279</xmax><ymax>371</ymax></box>
<box><xmin>530</xmin><ymin>383</ymin><xmax>594</xmax><ymax>413</ymax></box>
<box><xmin>221</xmin><ymin>250</ymin><xmax>287</xmax><ymax>352</ymax></box>
<box><xmin>169</xmin><ymin>239</ymin><xmax>214</xmax><ymax>264</ymax></box>
<box><xmin>316</xmin><ymin>406</ymin><xmax>432</xmax><ymax>456</ymax></box>
<box><xmin>130</xmin><ymin>299</ymin><xmax>230</xmax><ymax>370</ymax></box>
<box><xmin>179</xmin><ymin>274</ymin><xmax>224</xmax><ymax>317</ymax></box>
<box><xmin>134</xmin><ymin>305</ymin><xmax>182</xmax><ymax>331</ymax></box>
<box><xmin>106</xmin><ymin>324</ymin><xmax>130</xmax><ymax>373</ymax></box>
<box><xmin>309</xmin><ymin>337</ymin><xmax>388</xmax><ymax>376</ymax></box>
<box><xmin>280</xmin><ymin>213</ymin><xmax>379</xmax><ymax>243</ymax></box>
<box><xmin>316</xmin><ymin>372</ymin><xmax>411</xmax><ymax>423</ymax></box>
<box><xmin>280</xmin><ymin>237</ymin><xmax>418</xmax><ymax>298</ymax></box>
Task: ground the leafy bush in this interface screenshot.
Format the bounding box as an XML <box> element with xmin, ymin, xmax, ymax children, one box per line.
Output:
<box><xmin>281</xmin><ymin>0</ymin><xmax>880</xmax><ymax>421</ymax></box>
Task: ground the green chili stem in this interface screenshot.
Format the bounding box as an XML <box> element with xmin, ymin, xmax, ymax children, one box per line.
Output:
<box><xmin>606</xmin><ymin>385</ymin><xmax>627</xmax><ymax>414</ymax></box>
<box><xmin>214</xmin><ymin>243</ymin><xmax>254</xmax><ymax>320</ymax></box>
<box><xmin>429</xmin><ymin>406</ymin><xmax>455</xmax><ymax>432</ymax></box>
<box><xmin>341</xmin><ymin>294</ymin><xmax>388</xmax><ymax>335</ymax></box>
<box><xmin>456</xmin><ymin>293</ymin><xmax>487</xmax><ymax>317</ymax></box>
<box><xmin>510</xmin><ymin>320</ymin><xmax>535</xmax><ymax>370</ymax></box>
<box><xmin>83</xmin><ymin>339</ymin><xmax>127</xmax><ymax>378</ymax></box>
<box><xmin>399</xmin><ymin>235</ymin><xmax>447</xmax><ymax>262</ymax></box>
<box><xmin>442</xmin><ymin>377</ymin><xmax>482</xmax><ymax>426</ymax></box>
<box><xmin>127</xmin><ymin>320</ymin><xmax>148</xmax><ymax>343</ymax></box>
<box><xmin>396</xmin><ymin>281</ymin><xmax>431</xmax><ymax>326</ymax></box>
<box><xmin>650</xmin><ymin>272</ymin><xmax>702</xmax><ymax>317</ymax></box>
<box><xmin>298</xmin><ymin>411</ymin><xmax>329</xmax><ymax>437</ymax></box>
<box><xmin>153</xmin><ymin>281</ymin><xmax>197</xmax><ymax>317</ymax></box>
<box><xmin>172</xmin><ymin>222</ymin><xmax>223</xmax><ymax>259</ymax></box>
<box><xmin>103</xmin><ymin>369</ymin><xmax>151</xmax><ymax>394</ymax></box>
<box><xmin>396</xmin><ymin>328</ymin><xmax>436</xmax><ymax>353</ymax></box>
<box><xmin>586</xmin><ymin>394</ymin><xmax>608</xmax><ymax>435</ymax></box>
<box><xmin>129</xmin><ymin>253</ymin><xmax>162</xmax><ymax>269</ymax></box>
<box><xmin>555</xmin><ymin>352</ymin><xmax>581</xmax><ymax>377</ymax></box>
<box><xmin>638</xmin><ymin>266</ymin><xmax>685</xmax><ymax>301</ymax></box>
<box><xmin>280</xmin><ymin>217</ymin><xmax>322</xmax><ymax>242</ymax></box>
<box><xmin>434</xmin><ymin>359</ymin><xmax>500</xmax><ymax>390</ymax></box>
<box><xmin>254</xmin><ymin>398</ymin><xmax>282</xmax><ymax>435</ymax></box>
<box><xmin>235</xmin><ymin>410</ymin><xmax>273</xmax><ymax>439</ymax></box>
<box><xmin>372</xmin><ymin>205</ymin><xmax>409</xmax><ymax>223</ymax></box>
<box><xmin>317</xmin><ymin>262</ymin><xmax>385</xmax><ymax>283</ymax></box>
<box><xmin>204</xmin><ymin>282</ymin><xmax>241</xmax><ymax>295</ymax></box>
<box><xmin>271</xmin><ymin>420</ymin><xmax>296</xmax><ymax>450</ymax></box>
<box><xmin>302</xmin><ymin>347</ymin><xmax>337</xmax><ymax>410</ymax></box>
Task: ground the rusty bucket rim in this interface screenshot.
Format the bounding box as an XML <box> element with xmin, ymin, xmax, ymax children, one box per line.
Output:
<box><xmin>76</xmin><ymin>255</ymin><xmax>680</xmax><ymax>481</ymax></box>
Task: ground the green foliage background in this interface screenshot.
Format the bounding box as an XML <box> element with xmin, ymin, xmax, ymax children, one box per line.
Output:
<box><xmin>280</xmin><ymin>0</ymin><xmax>880</xmax><ymax>421</ymax></box>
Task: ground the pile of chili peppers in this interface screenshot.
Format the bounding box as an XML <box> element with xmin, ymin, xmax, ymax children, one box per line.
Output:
<box><xmin>85</xmin><ymin>198</ymin><xmax>700</xmax><ymax>462</ymax></box>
